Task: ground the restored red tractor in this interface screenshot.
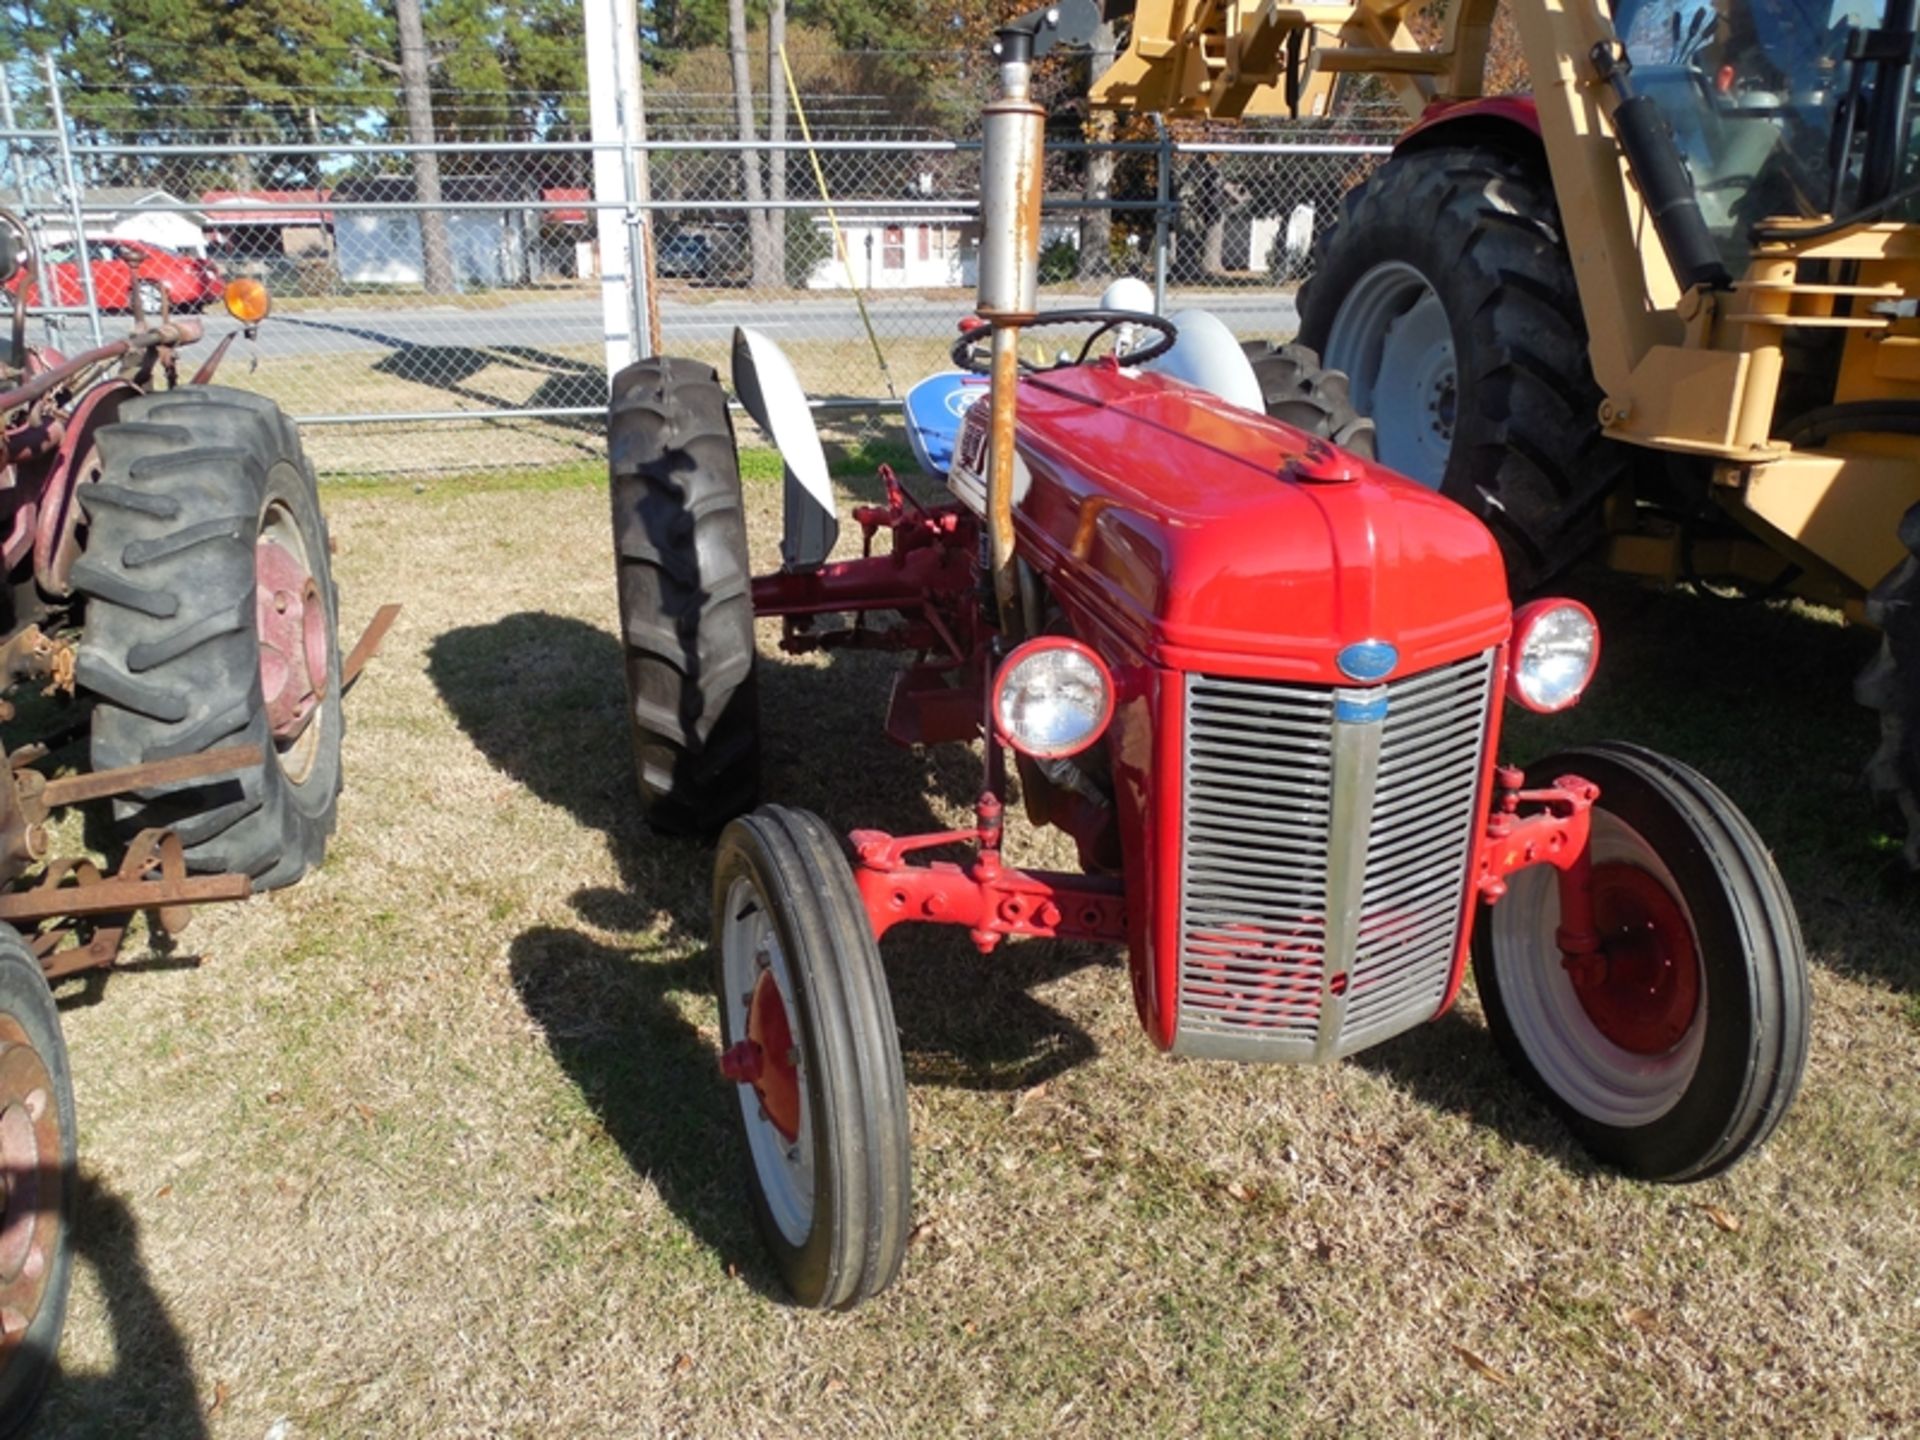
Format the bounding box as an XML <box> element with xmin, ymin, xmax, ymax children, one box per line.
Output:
<box><xmin>607</xmin><ymin>8</ymin><xmax>1810</xmax><ymax>1311</ymax></box>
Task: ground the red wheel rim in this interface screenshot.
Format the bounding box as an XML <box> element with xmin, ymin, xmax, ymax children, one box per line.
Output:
<box><xmin>742</xmin><ymin>972</ymin><xmax>801</xmax><ymax>1142</ymax></box>
<box><xmin>0</xmin><ymin>1023</ymin><xmax>62</xmax><ymax>1364</ymax></box>
<box><xmin>255</xmin><ymin>500</ymin><xmax>330</xmax><ymax>779</ymax></box>
<box><xmin>1569</xmin><ymin>862</ymin><xmax>1701</xmax><ymax>1055</ymax></box>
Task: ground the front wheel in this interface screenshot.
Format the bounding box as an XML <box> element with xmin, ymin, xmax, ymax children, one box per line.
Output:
<box><xmin>1473</xmin><ymin>742</ymin><xmax>1809</xmax><ymax>1182</ymax></box>
<box><xmin>0</xmin><ymin>928</ymin><xmax>76</xmax><ymax>1437</ymax></box>
<box><xmin>712</xmin><ymin>806</ymin><xmax>910</xmax><ymax>1308</ymax></box>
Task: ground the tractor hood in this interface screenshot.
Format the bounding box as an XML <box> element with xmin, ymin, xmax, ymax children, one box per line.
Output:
<box><xmin>1001</xmin><ymin>364</ymin><xmax>1511</xmax><ymax>682</ymax></box>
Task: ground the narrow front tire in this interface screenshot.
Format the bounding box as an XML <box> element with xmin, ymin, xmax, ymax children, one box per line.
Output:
<box><xmin>712</xmin><ymin>806</ymin><xmax>910</xmax><ymax>1308</ymax></box>
<box><xmin>1473</xmin><ymin>742</ymin><xmax>1809</xmax><ymax>1182</ymax></box>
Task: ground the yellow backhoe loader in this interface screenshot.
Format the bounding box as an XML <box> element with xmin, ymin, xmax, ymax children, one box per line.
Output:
<box><xmin>1094</xmin><ymin>0</ymin><xmax>1920</xmax><ymax>858</ymax></box>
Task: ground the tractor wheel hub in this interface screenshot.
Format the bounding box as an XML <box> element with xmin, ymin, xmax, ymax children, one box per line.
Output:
<box><xmin>1568</xmin><ymin>862</ymin><xmax>1700</xmax><ymax>1055</ymax></box>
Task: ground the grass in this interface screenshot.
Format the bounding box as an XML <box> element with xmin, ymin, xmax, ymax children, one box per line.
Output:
<box><xmin>34</xmin><ymin>458</ymin><xmax>1920</xmax><ymax>1438</ymax></box>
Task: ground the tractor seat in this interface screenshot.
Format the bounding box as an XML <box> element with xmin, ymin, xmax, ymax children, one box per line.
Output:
<box><xmin>732</xmin><ymin>327</ymin><xmax>837</xmax><ymax>569</ymax></box>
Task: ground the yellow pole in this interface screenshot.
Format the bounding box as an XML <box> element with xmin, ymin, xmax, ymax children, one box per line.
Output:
<box><xmin>778</xmin><ymin>43</ymin><xmax>898</xmax><ymax>400</ymax></box>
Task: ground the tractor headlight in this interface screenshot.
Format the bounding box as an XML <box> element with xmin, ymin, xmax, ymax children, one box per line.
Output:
<box><xmin>993</xmin><ymin>638</ymin><xmax>1115</xmax><ymax>759</ymax></box>
<box><xmin>1507</xmin><ymin>599</ymin><xmax>1599</xmax><ymax>713</ymax></box>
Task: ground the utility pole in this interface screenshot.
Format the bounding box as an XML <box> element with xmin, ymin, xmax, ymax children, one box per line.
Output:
<box><xmin>395</xmin><ymin>0</ymin><xmax>456</xmax><ymax>295</ymax></box>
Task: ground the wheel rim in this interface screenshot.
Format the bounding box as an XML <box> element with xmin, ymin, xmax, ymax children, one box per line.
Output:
<box><xmin>1322</xmin><ymin>260</ymin><xmax>1455</xmax><ymax>489</ymax></box>
<box><xmin>137</xmin><ymin>280</ymin><xmax>165</xmax><ymax>314</ymax></box>
<box><xmin>1489</xmin><ymin>811</ymin><xmax>1708</xmax><ymax>1128</ymax></box>
<box><xmin>0</xmin><ymin>1023</ymin><xmax>63</xmax><ymax>1369</ymax></box>
<box><xmin>720</xmin><ymin>875</ymin><xmax>814</xmax><ymax>1246</ymax></box>
<box><xmin>255</xmin><ymin>498</ymin><xmax>331</xmax><ymax>785</ymax></box>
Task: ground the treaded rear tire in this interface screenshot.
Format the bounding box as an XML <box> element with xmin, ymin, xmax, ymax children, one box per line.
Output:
<box><xmin>1473</xmin><ymin>742</ymin><xmax>1809</xmax><ymax>1181</ymax></box>
<box><xmin>1298</xmin><ymin>144</ymin><xmax>1628</xmax><ymax>591</ymax></box>
<box><xmin>74</xmin><ymin>385</ymin><xmax>343</xmax><ymax>890</ymax></box>
<box><xmin>1241</xmin><ymin>340</ymin><xmax>1377</xmax><ymax>457</ymax></box>
<box><xmin>1858</xmin><ymin>500</ymin><xmax>1920</xmax><ymax>868</ymax></box>
<box><xmin>609</xmin><ymin>356</ymin><xmax>760</xmax><ymax>835</ymax></box>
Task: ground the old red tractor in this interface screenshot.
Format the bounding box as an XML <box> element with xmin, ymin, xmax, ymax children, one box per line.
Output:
<box><xmin>0</xmin><ymin>207</ymin><xmax>392</xmax><ymax>1429</ymax></box>
<box><xmin>607</xmin><ymin>7</ymin><xmax>1810</xmax><ymax>1310</ymax></box>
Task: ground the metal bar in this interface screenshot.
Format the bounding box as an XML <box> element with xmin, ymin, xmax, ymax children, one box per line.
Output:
<box><xmin>1152</xmin><ymin>115</ymin><xmax>1172</xmax><ymax>314</ymax></box>
<box><xmin>0</xmin><ymin>871</ymin><xmax>252</xmax><ymax>923</ymax></box>
<box><xmin>342</xmin><ymin>604</ymin><xmax>402</xmax><ymax>690</ymax></box>
<box><xmin>87</xmin><ymin>197</ymin><xmax>979</xmax><ymax>215</ymax></box>
<box><xmin>292</xmin><ymin>397</ymin><xmax>890</xmax><ymax>425</ymax></box>
<box><xmin>42</xmin><ymin>55</ymin><xmax>101</xmax><ymax>347</ymax></box>
<box><xmin>39</xmin><ymin>745</ymin><xmax>264</xmax><ymax>809</ymax></box>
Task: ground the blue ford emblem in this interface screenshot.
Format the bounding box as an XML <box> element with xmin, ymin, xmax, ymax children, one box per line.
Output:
<box><xmin>1336</xmin><ymin>640</ymin><xmax>1398</xmax><ymax>682</ymax></box>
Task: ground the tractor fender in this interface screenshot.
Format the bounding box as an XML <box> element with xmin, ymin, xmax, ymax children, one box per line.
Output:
<box><xmin>1395</xmin><ymin>95</ymin><xmax>1546</xmax><ymax>168</ymax></box>
<box><xmin>32</xmin><ymin>376</ymin><xmax>137</xmax><ymax>595</ymax></box>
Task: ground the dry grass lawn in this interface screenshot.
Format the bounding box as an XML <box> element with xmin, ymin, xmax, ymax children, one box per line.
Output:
<box><xmin>33</xmin><ymin>442</ymin><xmax>1920</xmax><ymax>1438</ymax></box>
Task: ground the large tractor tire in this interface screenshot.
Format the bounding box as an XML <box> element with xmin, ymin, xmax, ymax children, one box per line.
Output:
<box><xmin>1858</xmin><ymin>500</ymin><xmax>1920</xmax><ymax>867</ymax></box>
<box><xmin>608</xmin><ymin>357</ymin><xmax>760</xmax><ymax>836</ymax></box>
<box><xmin>1297</xmin><ymin>144</ymin><xmax>1628</xmax><ymax>592</ymax></box>
<box><xmin>74</xmin><ymin>386</ymin><xmax>343</xmax><ymax>891</ymax></box>
<box><xmin>1241</xmin><ymin>341</ymin><xmax>1376</xmax><ymax>457</ymax></box>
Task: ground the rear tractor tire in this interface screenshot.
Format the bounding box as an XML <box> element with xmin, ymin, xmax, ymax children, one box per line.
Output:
<box><xmin>1297</xmin><ymin>143</ymin><xmax>1629</xmax><ymax>592</ymax></box>
<box><xmin>1473</xmin><ymin>743</ymin><xmax>1809</xmax><ymax>1182</ymax></box>
<box><xmin>1858</xmin><ymin>501</ymin><xmax>1920</xmax><ymax>868</ymax></box>
<box><xmin>1241</xmin><ymin>341</ymin><xmax>1376</xmax><ymax>457</ymax></box>
<box><xmin>0</xmin><ymin>927</ymin><xmax>76</xmax><ymax>1438</ymax></box>
<box><xmin>609</xmin><ymin>357</ymin><xmax>760</xmax><ymax>836</ymax></box>
<box><xmin>713</xmin><ymin>806</ymin><xmax>910</xmax><ymax>1308</ymax></box>
<box><xmin>74</xmin><ymin>386</ymin><xmax>343</xmax><ymax>891</ymax></box>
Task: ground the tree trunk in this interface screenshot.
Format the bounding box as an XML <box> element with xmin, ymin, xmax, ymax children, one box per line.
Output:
<box><xmin>1078</xmin><ymin>21</ymin><xmax>1115</xmax><ymax>281</ymax></box>
<box><xmin>728</xmin><ymin>0</ymin><xmax>775</xmax><ymax>288</ymax></box>
<box><xmin>396</xmin><ymin>0</ymin><xmax>455</xmax><ymax>295</ymax></box>
<box><xmin>766</xmin><ymin>0</ymin><xmax>787</xmax><ymax>285</ymax></box>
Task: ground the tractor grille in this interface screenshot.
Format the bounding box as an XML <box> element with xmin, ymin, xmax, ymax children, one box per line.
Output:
<box><xmin>1175</xmin><ymin>650</ymin><xmax>1496</xmax><ymax>1061</ymax></box>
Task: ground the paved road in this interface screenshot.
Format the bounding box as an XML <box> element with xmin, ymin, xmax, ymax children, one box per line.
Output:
<box><xmin>253</xmin><ymin>291</ymin><xmax>1303</xmax><ymax>360</ymax></box>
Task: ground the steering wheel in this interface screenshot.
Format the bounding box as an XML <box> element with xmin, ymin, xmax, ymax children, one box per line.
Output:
<box><xmin>950</xmin><ymin>308</ymin><xmax>1179</xmax><ymax>375</ymax></box>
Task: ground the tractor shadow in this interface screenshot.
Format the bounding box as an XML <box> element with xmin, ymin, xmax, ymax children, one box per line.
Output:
<box><xmin>1350</xmin><ymin>1011</ymin><xmax>1605</xmax><ymax>1178</ymax></box>
<box><xmin>427</xmin><ymin>611</ymin><xmax>1107</xmax><ymax>1287</ymax></box>
<box><xmin>34</xmin><ymin>1169</ymin><xmax>209</xmax><ymax>1439</ymax></box>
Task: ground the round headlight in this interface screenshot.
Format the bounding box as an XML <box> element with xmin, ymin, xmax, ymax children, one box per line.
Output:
<box><xmin>1507</xmin><ymin>599</ymin><xmax>1600</xmax><ymax>713</ymax></box>
<box><xmin>992</xmin><ymin>638</ymin><xmax>1115</xmax><ymax>759</ymax></box>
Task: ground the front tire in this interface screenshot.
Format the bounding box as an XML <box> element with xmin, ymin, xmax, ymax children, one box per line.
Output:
<box><xmin>712</xmin><ymin>806</ymin><xmax>910</xmax><ymax>1308</ymax></box>
<box><xmin>75</xmin><ymin>386</ymin><xmax>343</xmax><ymax>891</ymax></box>
<box><xmin>609</xmin><ymin>357</ymin><xmax>760</xmax><ymax>835</ymax></box>
<box><xmin>1473</xmin><ymin>743</ymin><xmax>1809</xmax><ymax>1181</ymax></box>
<box><xmin>1298</xmin><ymin>144</ymin><xmax>1627</xmax><ymax>591</ymax></box>
<box><xmin>0</xmin><ymin>928</ymin><xmax>76</xmax><ymax>1438</ymax></box>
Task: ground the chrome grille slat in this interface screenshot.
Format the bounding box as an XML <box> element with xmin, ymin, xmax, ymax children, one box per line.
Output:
<box><xmin>1176</xmin><ymin>650</ymin><xmax>1496</xmax><ymax>1062</ymax></box>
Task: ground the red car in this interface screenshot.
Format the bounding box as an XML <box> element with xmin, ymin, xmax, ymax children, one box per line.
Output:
<box><xmin>5</xmin><ymin>235</ymin><xmax>223</xmax><ymax>313</ymax></box>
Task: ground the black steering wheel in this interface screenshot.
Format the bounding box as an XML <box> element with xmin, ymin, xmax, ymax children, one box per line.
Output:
<box><xmin>950</xmin><ymin>308</ymin><xmax>1179</xmax><ymax>375</ymax></box>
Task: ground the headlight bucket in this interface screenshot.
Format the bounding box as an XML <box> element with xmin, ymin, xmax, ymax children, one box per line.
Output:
<box><xmin>992</xmin><ymin>637</ymin><xmax>1115</xmax><ymax>759</ymax></box>
<box><xmin>1507</xmin><ymin>599</ymin><xmax>1600</xmax><ymax>713</ymax></box>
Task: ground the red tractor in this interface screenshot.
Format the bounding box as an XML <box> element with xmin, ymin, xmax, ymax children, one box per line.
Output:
<box><xmin>0</xmin><ymin>209</ymin><xmax>379</xmax><ymax>1430</ymax></box>
<box><xmin>607</xmin><ymin>7</ymin><xmax>1810</xmax><ymax>1310</ymax></box>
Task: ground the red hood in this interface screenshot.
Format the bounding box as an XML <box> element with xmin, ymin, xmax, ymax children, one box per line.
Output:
<box><xmin>1009</xmin><ymin>364</ymin><xmax>1511</xmax><ymax>684</ymax></box>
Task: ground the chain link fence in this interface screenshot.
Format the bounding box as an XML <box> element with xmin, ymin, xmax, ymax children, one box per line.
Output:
<box><xmin>3</xmin><ymin>55</ymin><xmax>1395</xmax><ymax>475</ymax></box>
